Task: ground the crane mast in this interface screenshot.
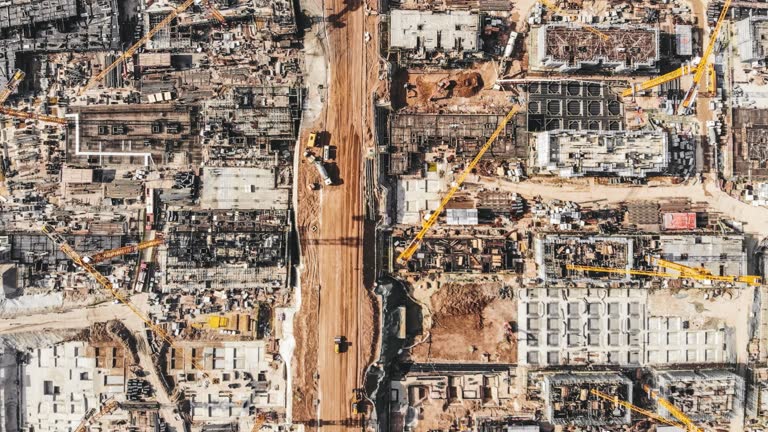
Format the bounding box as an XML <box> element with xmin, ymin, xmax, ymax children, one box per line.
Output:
<box><xmin>397</xmin><ymin>106</ymin><xmax>519</xmax><ymax>262</ymax></box>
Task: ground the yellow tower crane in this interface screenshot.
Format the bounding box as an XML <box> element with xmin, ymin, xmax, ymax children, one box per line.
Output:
<box><xmin>566</xmin><ymin>257</ymin><xmax>762</xmax><ymax>286</ymax></box>
<box><xmin>620</xmin><ymin>64</ymin><xmax>696</xmax><ymax>98</ymax></box>
<box><xmin>397</xmin><ymin>106</ymin><xmax>520</xmax><ymax>262</ymax></box>
<box><xmin>0</xmin><ymin>106</ymin><xmax>68</xmax><ymax>125</ymax></box>
<box><xmin>643</xmin><ymin>384</ymin><xmax>703</xmax><ymax>432</ymax></box>
<box><xmin>679</xmin><ymin>0</ymin><xmax>733</xmax><ymax>112</ymax></box>
<box><xmin>590</xmin><ymin>389</ymin><xmax>689</xmax><ymax>430</ymax></box>
<box><xmin>83</xmin><ymin>237</ymin><xmax>164</xmax><ymax>264</ymax></box>
<box><xmin>81</xmin><ymin>0</ymin><xmax>196</xmax><ymax>94</ymax></box>
<box><xmin>537</xmin><ymin>0</ymin><xmax>610</xmax><ymax>40</ymax></box>
<box><xmin>74</xmin><ymin>398</ymin><xmax>120</xmax><ymax>432</ymax></box>
<box><xmin>41</xmin><ymin>225</ymin><xmax>210</xmax><ymax>379</ymax></box>
<box><xmin>0</xmin><ymin>70</ymin><xmax>25</xmax><ymax>105</ymax></box>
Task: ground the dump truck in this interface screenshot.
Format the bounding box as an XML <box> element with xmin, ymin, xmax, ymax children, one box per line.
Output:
<box><xmin>314</xmin><ymin>160</ymin><xmax>332</xmax><ymax>185</ymax></box>
<box><xmin>334</xmin><ymin>336</ymin><xmax>345</xmax><ymax>353</ymax></box>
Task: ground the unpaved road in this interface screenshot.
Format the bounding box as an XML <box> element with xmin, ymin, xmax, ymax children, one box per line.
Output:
<box><xmin>0</xmin><ymin>298</ymin><xmax>140</xmax><ymax>334</ymax></box>
<box><xmin>301</xmin><ymin>0</ymin><xmax>367</xmax><ymax>428</ymax></box>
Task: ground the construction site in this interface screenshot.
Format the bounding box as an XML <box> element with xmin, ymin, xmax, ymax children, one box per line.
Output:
<box><xmin>1</xmin><ymin>0</ymin><xmax>768</xmax><ymax>429</ymax></box>
<box><xmin>373</xmin><ymin>0</ymin><xmax>768</xmax><ymax>428</ymax></box>
<box><xmin>0</xmin><ymin>0</ymin><xmax>303</xmax><ymax>430</ymax></box>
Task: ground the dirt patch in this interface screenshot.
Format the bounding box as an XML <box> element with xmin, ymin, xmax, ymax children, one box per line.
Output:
<box><xmin>392</xmin><ymin>66</ymin><xmax>501</xmax><ymax>111</ymax></box>
<box><xmin>410</xmin><ymin>283</ymin><xmax>516</xmax><ymax>362</ymax></box>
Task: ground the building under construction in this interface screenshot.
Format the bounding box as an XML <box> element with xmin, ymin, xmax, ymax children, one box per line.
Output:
<box><xmin>526</xmin><ymin>80</ymin><xmax>624</xmax><ymax>132</ymax></box>
<box><xmin>531</xmin><ymin>130</ymin><xmax>669</xmax><ymax>178</ymax></box>
<box><xmin>388</xmin><ymin>10</ymin><xmax>481</xmax><ymax>67</ymax></box>
<box><xmin>732</xmin><ymin>109</ymin><xmax>768</xmax><ymax>179</ymax></box>
<box><xmin>390</xmin><ymin>227</ymin><xmax>525</xmax><ymax>273</ymax></box>
<box><xmin>651</xmin><ymin>369</ymin><xmax>744</xmax><ymax>426</ymax></box>
<box><xmin>536</xmin><ymin>233</ymin><xmax>749</xmax><ymax>287</ymax></box>
<box><xmin>541</xmin><ymin>372</ymin><xmax>633</xmax><ymax>426</ymax></box>
<box><xmin>67</xmin><ymin>104</ymin><xmax>199</xmax><ymax>167</ymax></box>
<box><xmin>162</xmin><ymin>209</ymin><xmax>291</xmax><ymax>292</ymax></box>
<box><xmin>518</xmin><ymin>283</ymin><xmax>736</xmax><ymax>368</ymax></box>
<box><xmin>388</xmin><ymin>113</ymin><xmax>527</xmax><ymax>176</ymax></box>
<box><xmin>533</xmin><ymin>24</ymin><xmax>660</xmax><ymax>72</ymax></box>
<box><xmin>201</xmin><ymin>86</ymin><xmax>302</xmax><ymax>169</ymax></box>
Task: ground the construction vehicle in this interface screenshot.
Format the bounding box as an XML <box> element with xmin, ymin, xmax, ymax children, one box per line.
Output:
<box><xmin>0</xmin><ymin>70</ymin><xmax>25</xmax><ymax>105</ymax></box>
<box><xmin>81</xmin><ymin>0</ymin><xmax>197</xmax><ymax>94</ymax></box>
<box><xmin>397</xmin><ymin>106</ymin><xmax>519</xmax><ymax>262</ymax></box>
<box><xmin>307</xmin><ymin>132</ymin><xmax>317</xmax><ymax>148</ymax></box>
<box><xmin>0</xmin><ymin>106</ymin><xmax>67</xmax><ymax>125</ymax></box>
<box><xmin>590</xmin><ymin>389</ymin><xmax>691</xmax><ymax>430</ymax></box>
<box><xmin>429</xmin><ymin>78</ymin><xmax>455</xmax><ymax>101</ymax></box>
<box><xmin>537</xmin><ymin>0</ymin><xmax>610</xmax><ymax>40</ymax></box>
<box><xmin>351</xmin><ymin>389</ymin><xmax>365</xmax><ymax>415</ymax></box>
<box><xmin>334</xmin><ymin>336</ymin><xmax>346</xmax><ymax>353</ymax></box>
<box><xmin>679</xmin><ymin>0</ymin><xmax>732</xmax><ymax>112</ymax></box>
<box><xmin>314</xmin><ymin>160</ymin><xmax>333</xmax><ymax>185</ymax></box>
<box><xmin>621</xmin><ymin>63</ymin><xmax>696</xmax><ymax>98</ymax></box>
<box><xmin>566</xmin><ymin>256</ymin><xmax>762</xmax><ymax>286</ymax></box>
<box><xmin>83</xmin><ymin>237</ymin><xmax>164</xmax><ymax>264</ymax></box>
<box><xmin>74</xmin><ymin>398</ymin><xmax>120</xmax><ymax>432</ymax></box>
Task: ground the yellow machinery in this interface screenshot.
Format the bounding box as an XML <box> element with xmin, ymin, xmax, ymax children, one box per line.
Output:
<box><xmin>643</xmin><ymin>384</ymin><xmax>703</xmax><ymax>432</ymax></box>
<box><xmin>81</xmin><ymin>0</ymin><xmax>196</xmax><ymax>94</ymax></box>
<box><xmin>566</xmin><ymin>257</ymin><xmax>762</xmax><ymax>286</ymax></box>
<box><xmin>81</xmin><ymin>0</ymin><xmax>226</xmax><ymax>93</ymax></box>
<box><xmin>706</xmin><ymin>63</ymin><xmax>717</xmax><ymax>95</ymax></box>
<box><xmin>306</xmin><ymin>132</ymin><xmax>317</xmax><ymax>148</ymax></box>
<box><xmin>537</xmin><ymin>0</ymin><xmax>610</xmax><ymax>40</ymax></box>
<box><xmin>74</xmin><ymin>398</ymin><xmax>120</xmax><ymax>432</ymax></box>
<box><xmin>41</xmin><ymin>225</ymin><xmax>209</xmax><ymax>377</ymax></box>
<box><xmin>397</xmin><ymin>106</ymin><xmax>520</xmax><ymax>262</ymax></box>
<box><xmin>0</xmin><ymin>106</ymin><xmax>67</xmax><ymax>125</ymax></box>
<box><xmin>590</xmin><ymin>389</ymin><xmax>697</xmax><ymax>431</ymax></box>
<box><xmin>84</xmin><ymin>237</ymin><xmax>164</xmax><ymax>263</ymax></box>
<box><xmin>621</xmin><ymin>64</ymin><xmax>695</xmax><ymax>97</ymax></box>
<box><xmin>205</xmin><ymin>0</ymin><xmax>226</xmax><ymax>25</ymax></box>
<box><xmin>679</xmin><ymin>0</ymin><xmax>733</xmax><ymax>111</ymax></box>
<box><xmin>0</xmin><ymin>70</ymin><xmax>25</xmax><ymax>105</ymax></box>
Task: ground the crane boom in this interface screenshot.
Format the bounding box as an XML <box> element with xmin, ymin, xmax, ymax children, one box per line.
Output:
<box><xmin>41</xmin><ymin>225</ymin><xmax>209</xmax><ymax>378</ymax></box>
<box><xmin>81</xmin><ymin>0</ymin><xmax>196</xmax><ymax>94</ymax></box>
<box><xmin>590</xmin><ymin>389</ymin><xmax>688</xmax><ymax>430</ymax></box>
<box><xmin>621</xmin><ymin>64</ymin><xmax>695</xmax><ymax>97</ymax></box>
<box><xmin>0</xmin><ymin>106</ymin><xmax>68</xmax><ymax>125</ymax></box>
<box><xmin>653</xmin><ymin>258</ymin><xmax>762</xmax><ymax>286</ymax></box>
<box><xmin>566</xmin><ymin>264</ymin><xmax>678</xmax><ymax>278</ymax></box>
<box><xmin>680</xmin><ymin>0</ymin><xmax>732</xmax><ymax>110</ymax></box>
<box><xmin>85</xmin><ymin>237</ymin><xmax>164</xmax><ymax>263</ymax></box>
<box><xmin>205</xmin><ymin>0</ymin><xmax>226</xmax><ymax>24</ymax></box>
<box><xmin>397</xmin><ymin>106</ymin><xmax>519</xmax><ymax>262</ymax></box>
<box><xmin>567</xmin><ymin>260</ymin><xmax>762</xmax><ymax>286</ymax></box>
<box><xmin>643</xmin><ymin>385</ymin><xmax>703</xmax><ymax>432</ymax></box>
<box><xmin>74</xmin><ymin>399</ymin><xmax>120</xmax><ymax>432</ymax></box>
<box><xmin>537</xmin><ymin>0</ymin><xmax>610</xmax><ymax>40</ymax></box>
<box><xmin>0</xmin><ymin>70</ymin><xmax>25</xmax><ymax>105</ymax></box>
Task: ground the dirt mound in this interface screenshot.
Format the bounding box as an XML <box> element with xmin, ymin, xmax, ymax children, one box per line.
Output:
<box><xmin>431</xmin><ymin>284</ymin><xmax>495</xmax><ymax>329</ymax></box>
<box><xmin>453</xmin><ymin>72</ymin><xmax>483</xmax><ymax>98</ymax></box>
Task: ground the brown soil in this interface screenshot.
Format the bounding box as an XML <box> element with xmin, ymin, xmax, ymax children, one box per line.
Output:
<box><xmin>410</xmin><ymin>283</ymin><xmax>517</xmax><ymax>362</ymax></box>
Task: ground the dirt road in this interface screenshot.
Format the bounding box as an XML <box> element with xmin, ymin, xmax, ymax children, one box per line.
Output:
<box><xmin>294</xmin><ymin>0</ymin><xmax>368</xmax><ymax>428</ymax></box>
